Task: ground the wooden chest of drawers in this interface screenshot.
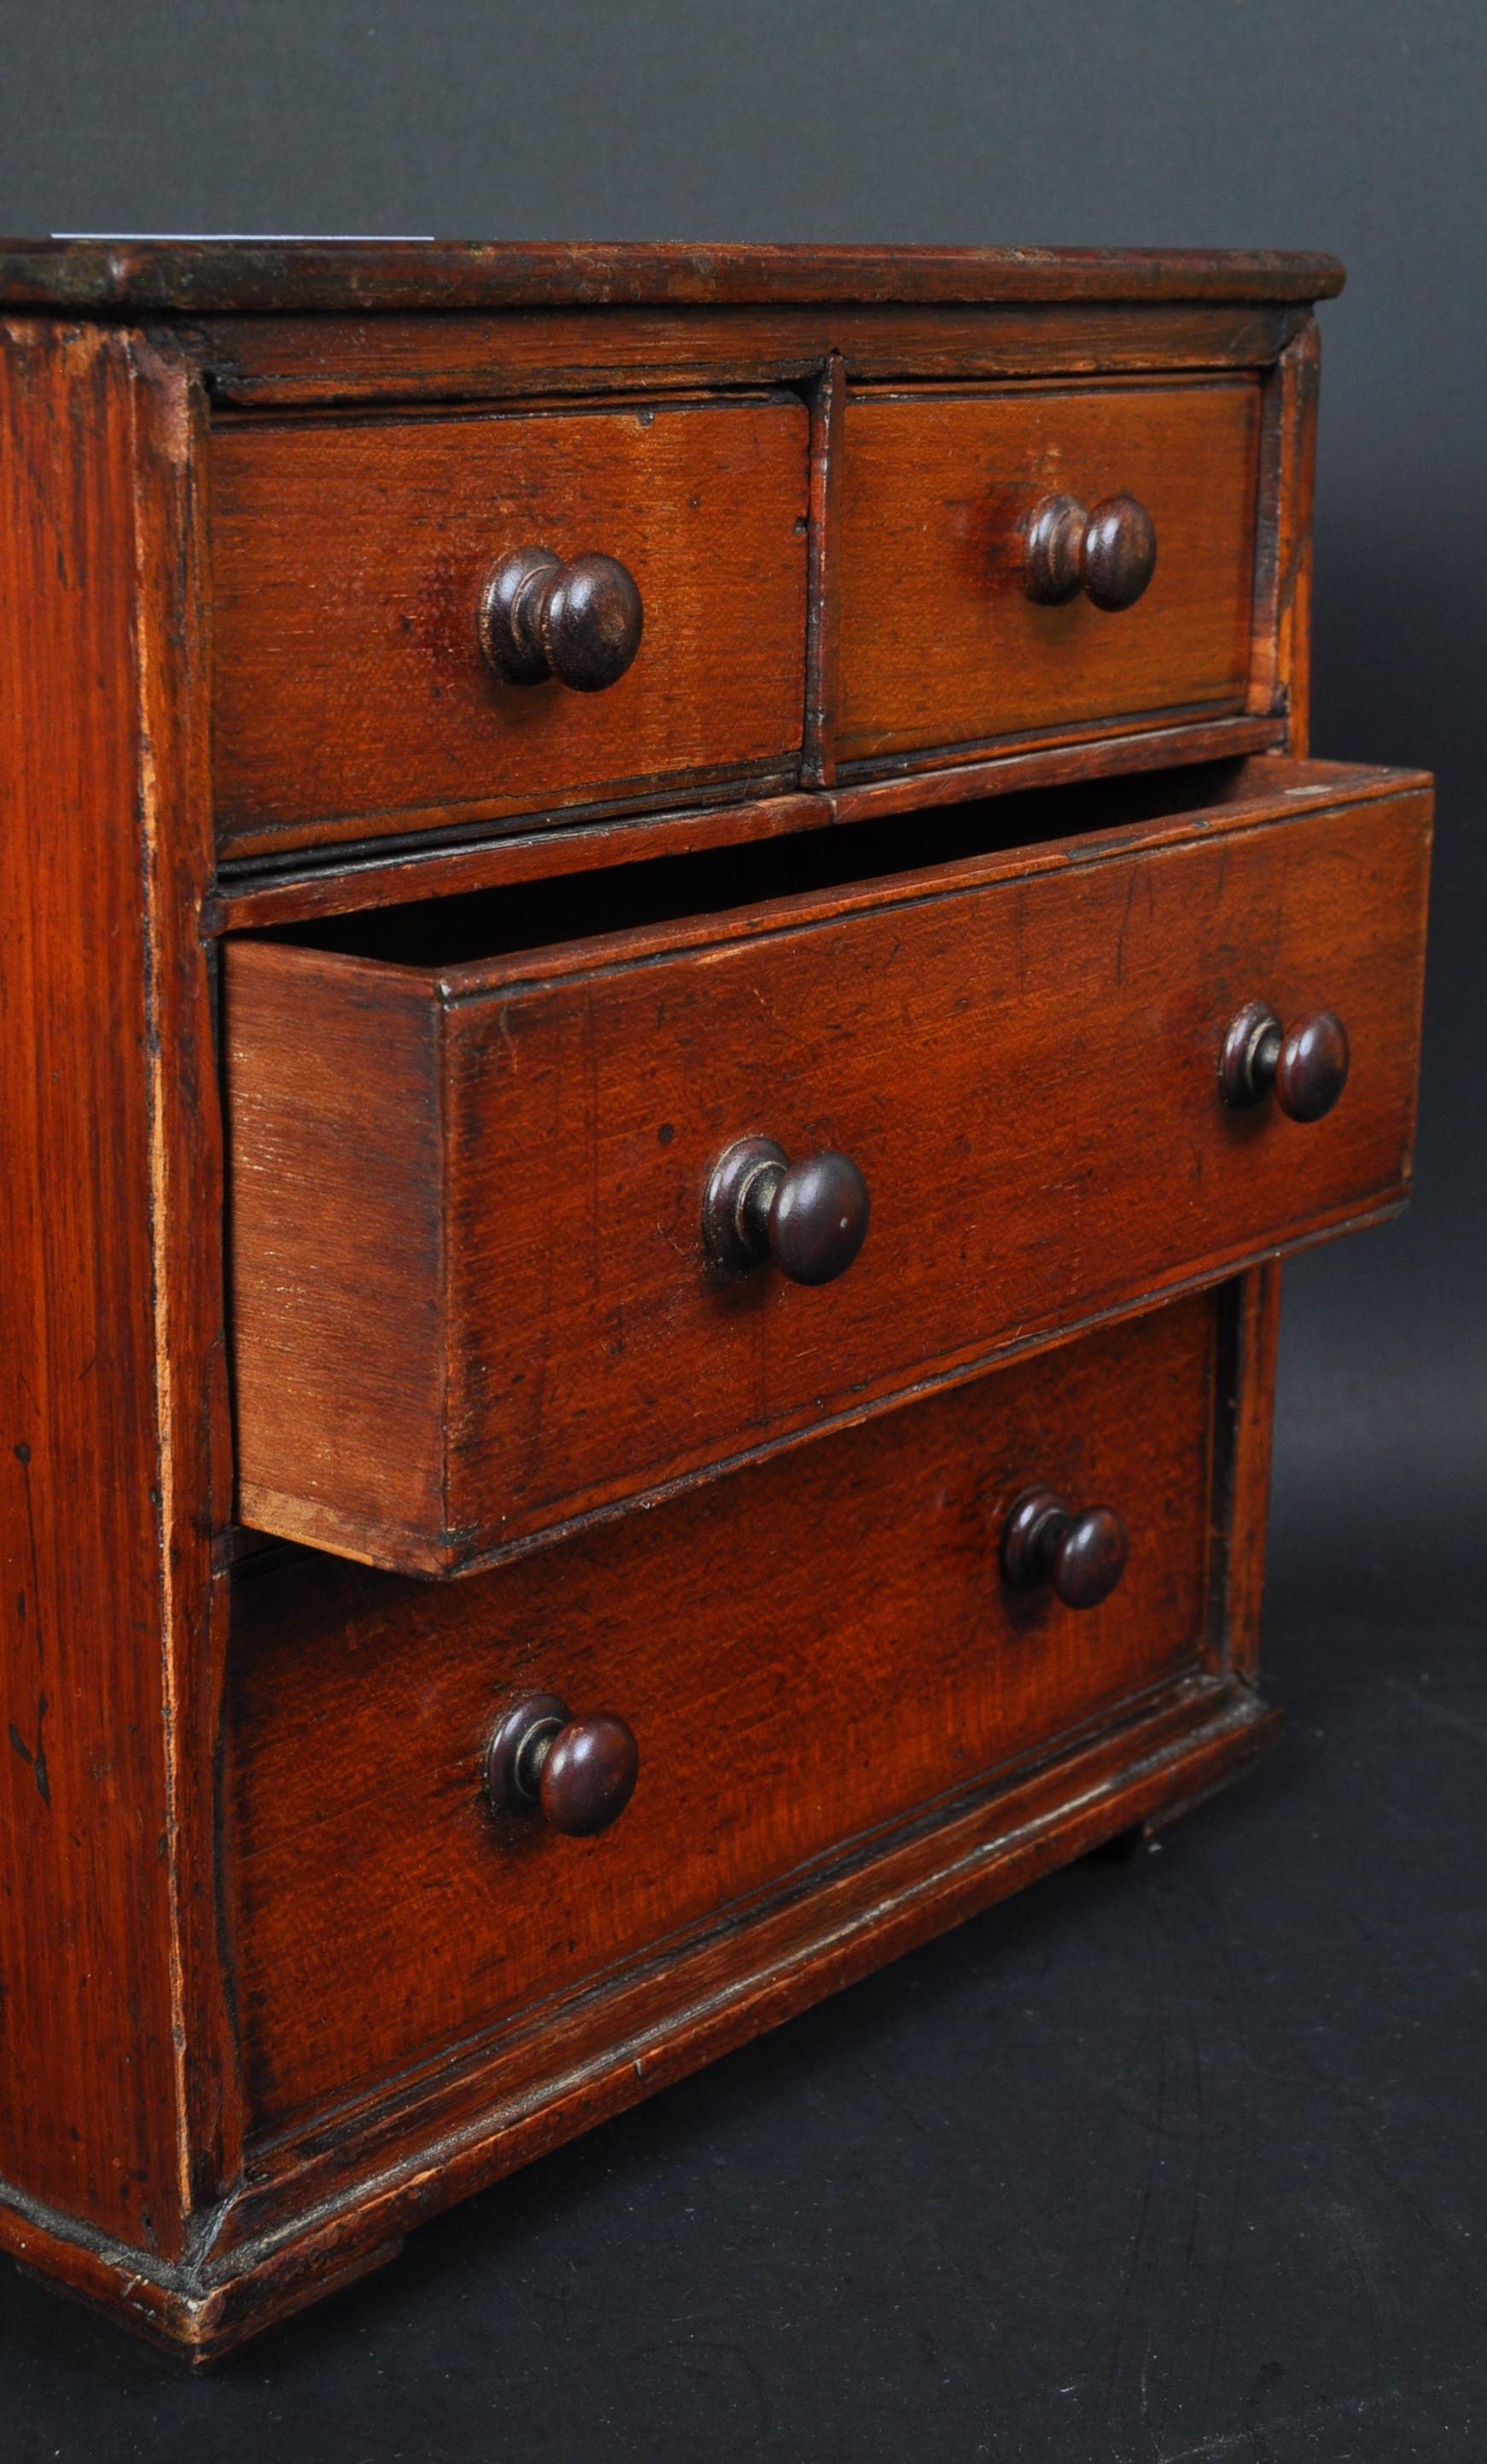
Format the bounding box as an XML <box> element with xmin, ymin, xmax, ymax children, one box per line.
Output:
<box><xmin>0</xmin><ymin>240</ymin><xmax>1430</xmax><ymax>2361</ymax></box>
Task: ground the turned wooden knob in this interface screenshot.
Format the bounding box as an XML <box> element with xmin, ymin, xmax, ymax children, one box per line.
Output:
<box><xmin>478</xmin><ymin>546</ymin><xmax>643</xmax><ymax>691</ymax></box>
<box><xmin>1220</xmin><ymin>1001</ymin><xmax>1350</xmax><ymax>1121</ymax></box>
<box><xmin>485</xmin><ymin>1692</ymin><xmax>639</xmax><ymax>1837</ymax></box>
<box><xmin>703</xmin><ymin>1136</ymin><xmax>871</xmax><ymax>1285</ymax></box>
<box><xmin>1001</xmin><ymin>1486</ymin><xmax>1129</xmax><ymax>1610</ymax></box>
<box><xmin>1023</xmin><ymin>492</ymin><xmax>1158</xmax><ymax>611</ymax></box>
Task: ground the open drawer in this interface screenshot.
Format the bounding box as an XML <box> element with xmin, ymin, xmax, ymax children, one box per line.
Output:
<box><xmin>223</xmin><ymin>756</ymin><xmax>1432</xmax><ymax>1574</ymax></box>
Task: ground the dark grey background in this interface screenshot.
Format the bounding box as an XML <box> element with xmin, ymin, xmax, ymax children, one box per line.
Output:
<box><xmin>0</xmin><ymin>3</ymin><xmax>1481</xmax><ymax>2456</ymax></box>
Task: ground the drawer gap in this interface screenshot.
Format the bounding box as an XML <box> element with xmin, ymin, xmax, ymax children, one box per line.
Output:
<box><xmin>262</xmin><ymin>753</ymin><xmax>1262</xmax><ymax>971</ymax></box>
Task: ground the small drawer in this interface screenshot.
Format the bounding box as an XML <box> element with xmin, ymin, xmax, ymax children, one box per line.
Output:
<box><xmin>223</xmin><ymin>757</ymin><xmax>1429</xmax><ymax>1577</ymax></box>
<box><xmin>837</xmin><ymin>380</ymin><xmax>1262</xmax><ymax>767</ymax></box>
<box><xmin>210</xmin><ymin>395</ymin><xmax>810</xmax><ymax>857</ymax></box>
<box><xmin>227</xmin><ymin>1297</ymin><xmax>1217</xmax><ymax>2136</ymax></box>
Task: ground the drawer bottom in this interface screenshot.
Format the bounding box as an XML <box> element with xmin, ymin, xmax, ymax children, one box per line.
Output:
<box><xmin>11</xmin><ymin>1659</ymin><xmax>1276</xmax><ymax>2366</ymax></box>
<box><xmin>225</xmin><ymin>1287</ymin><xmax>1249</xmax><ymax>2131</ymax></box>
<box><xmin>190</xmin><ymin>1285</ymin><xmax>1280</xmax><ymax>2360</ymax></box>
<box><xmin>55</xmin><ymin>1275</ymin><xmax>1282</xmax><ymax>2356</ymax></box>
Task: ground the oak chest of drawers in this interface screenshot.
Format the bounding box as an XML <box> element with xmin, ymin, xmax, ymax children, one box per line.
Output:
<box><xmin>0</xmin><ymin>240</ymin><xmax>1431</xmax><ymax>2359</ymax></box>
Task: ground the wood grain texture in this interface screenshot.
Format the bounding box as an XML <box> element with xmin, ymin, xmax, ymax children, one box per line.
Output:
<box><xmin>837</xmin><ymin>379</ymin><xmax>1262</xmax><ymax>764</ymax></box>
<box><xmin>205</xmin><ymin>716</ymin><xmax>1284</xmax><ymax>939</ymax></box>
<box><xmin>1217</xmin><ymin>1261</ymin><xmax>1285</xmax><ymax>1684</ymax></box>
<box><xmin>219</xmin><ymin>1666</ymin><xmax>1270</xmax><ymax>2274</ymax></box>
<box><xmin>1248</xmin><ymin>320</ymin><xmax>1321</xmax><ymax>749</ymax></box>
<box><xmin>225</xmin><ymin>765</ymin><xmax>1432</xmax><ymax>1575</ymax></box>
<box><xmin>226</xmin><ymin>1298</ymin><xmax>1216</xmax><ymax>2131</ymax></box>
<box><xmin>825</xmin><ymin>714</ymin><xmax>1284</xmax><ymax>826</ymax></box>
<box><xmin>2</xmin><ymin>1666</ymin><xmax>1274</xmax><ymax>2362</ymax></box>
<box><xmin>0</xmin><ymin>2182</ymin><xmax>405</xmax><ymax>2365</ymax></box>
<box><xmin>0</xmin><ymin>320</ymin><xmax>230</xmax><ymax>2257</ymax></box>
<box><xmin>0</xmin><ymin>239</ymin><xmax>1348</xmax><ymax>317</ymax></box>
<box><xmin>124</xmin><ymin>339</ymin><xmax>243</xmax><ymax>2222</ymax></box>
<box><xmin>227</xmin><ymin>951</ymin><xmax>447</xmax><ymax>1537</ymax></box>
<box><xmin>211</xmin><ymin>394</ymin><xmax>809</xmax><ymax>853</ymax></box>
<box><xmin>802</xmin><ymin>351</ymin><xmax>844</xmax><ymax>787</ymax></box>
<box><xmin>1228</xmin><ymin>316</ymin><xmax>1324</xmax><ymax>1613</ymax></box>
<box><xmin>0</xmin><ymin>241</ymin><xmax>1432</xmax><ymax>2367</ymax></box>
<box><xmin>190</xmin><ymin>303</ymin><xmax>1310</xmax><ymax>410</ymax></box>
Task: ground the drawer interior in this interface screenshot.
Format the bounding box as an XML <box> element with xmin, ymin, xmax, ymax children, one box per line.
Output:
<box><xmin>265</xmin><ymin>753</ymin><xmax>1285</xmax><ymax>970</ymax></box>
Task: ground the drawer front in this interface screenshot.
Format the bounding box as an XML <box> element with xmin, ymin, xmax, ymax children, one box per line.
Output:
<box><xmin>225</xmin><ymin>768</ymin><xmax>1429</xmax><ymax>1575</ymax></box>
<box><xmin>837</xmin><ymin>381</ymin><xmax>1262</xmax><ymax>766</ymax></box>
<box><xmin>228</xmin><ymin>1299</ymin><xmax>1216</xmax><ymax>2135</ymax></box>
<box><xmin>211</xmin><ymin>397</ymin><xmax>810</xmax><ymax>856</ymax></box>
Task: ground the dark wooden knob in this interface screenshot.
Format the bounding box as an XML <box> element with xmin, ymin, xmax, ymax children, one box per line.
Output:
<box><xmin>1023</xmin><ymin>492</ymin><xmax>1157</xmax><ymax>611</ymax></box>
<box><xmin>485</xmin><ymin>1692</ymin><xmax>639</xmax><ymax>1837</ymax></box>
<box><xmin>703</xmin><ymin>1136</ymin><xmax>871</xmax><ymax>1285</ymax></box>
<box><xmin>1220</xmin><ymin>1001</ymin><xmax>1350</xmax><ymax>1121</ymax></box>
<box><xmin>479</xmin><ymin>546</ymin><xmax>643</xmax><ymax>692</ymax></box>
<box><xmin>1001</xmin><ymin>1486</ymin><xmax>1129</xmax><ymax>1611</ymax></box>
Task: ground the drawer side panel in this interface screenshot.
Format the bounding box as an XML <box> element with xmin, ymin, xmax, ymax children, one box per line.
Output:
<box><xmin>225</xmin><ymin>943</ymin><xmax>448</xmax><ymax>1545</ymax></box>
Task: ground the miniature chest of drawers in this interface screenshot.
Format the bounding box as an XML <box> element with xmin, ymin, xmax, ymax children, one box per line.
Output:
<box><xmin>0</xmin><ymin>241</ymin><xmax>1431</xmax><ymax>2359</ymax></box>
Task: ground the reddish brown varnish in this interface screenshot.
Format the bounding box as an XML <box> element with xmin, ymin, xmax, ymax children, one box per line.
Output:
<box><xmin>0</xmin><ymin>318</ymin><xmax>234</xmax><ymax>2284</ymax></box>
<box><xmin>195</xmin><ymin>300</ymin><xmax>1311</xmax><ymax>408</ymax></box>
<box><xmin>211</xmin><ymin>396</ymin><xmax>809</xmax><ymax>853</ymax></box>
<box><xmin>0</xmin><ymin>238</ymin><xmax>1346</xmax><ymax>315</ymax></box>
<box><xmin>225</xmin><ymin>763</ymin><xmax>1429</xmax><ymax>1576</ymax></box>
<box><xmin>0</xmin><ymin>242</ymin><xmax>1430</xmax><ymax>2365</ymax></box>
<box><xmin>228</xmin><ymin>1298</ymin><xmax>1216</xmax><ymax>2131</ymax></box>
<box><xmin>837</xmin><ymin>380</ymin><xmax>1262</xmax><ymax>764</ymax></box>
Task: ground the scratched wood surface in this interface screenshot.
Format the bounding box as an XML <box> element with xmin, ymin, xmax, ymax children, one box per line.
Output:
<box><xmin>211</xmin><ymin>395</ymin><xmax>809</xmax><ymax>854</ymax></box>
<box><xmin>201</xmin><ymin>1667</ymin><xmax>1281</xmax><ymax>2349</ymax></box>
<box><xmin>225</xmin><ymin>764</ymin><xmax>1431</xmax><ymax>1575</ymax></box>
<box><xmin>0</xmin><ymin>239</ymin><xmax>1348</xmax><ymax>317</ymax></box>
<box><xmin>0</xmin><ymin>321</ymin><xmax>232</xmax><ymax>2258</ymax></box>
<box><xmin>189</xmin><ymin>301</ymin><xmax>1310</xmax><ymax>409</ymax></box>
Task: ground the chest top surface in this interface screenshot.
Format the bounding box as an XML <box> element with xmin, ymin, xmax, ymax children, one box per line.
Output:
<box><xmin>0</xmin><ymin>237</ymin><xmax>1345</xmax><ymax>315</ymax></box>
